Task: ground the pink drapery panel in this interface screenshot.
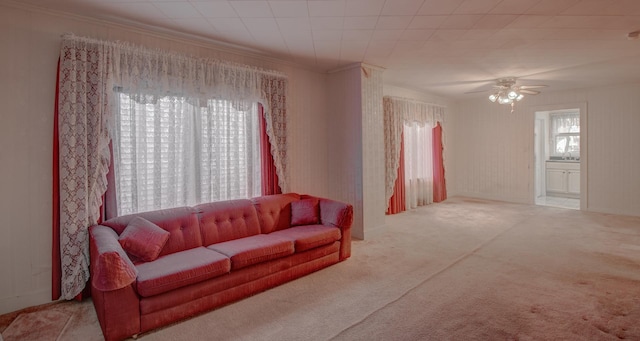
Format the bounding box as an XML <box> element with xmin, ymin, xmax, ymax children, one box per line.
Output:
<box><xmin>52</xmin><ymin>60</ymin><xmax>61</xmax><ymax>300</ymax></box>
<box><xmin>259</xmin><ymin>104</ymin><xmax>281</xmax><ymax>195</ymax></box>
<box><xmin>386</xmin><ymin>131</ymin><xmax>406</xmax><ymax>215</ymax></box>
<box><xmin>433</xmin><ymin>122</ymin><xmax>447</xmax><ymax>202</ymax></box>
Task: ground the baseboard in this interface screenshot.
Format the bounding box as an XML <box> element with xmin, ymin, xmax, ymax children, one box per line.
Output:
<box><xmin>450</xmin><ymin>192</ymin><xmax>531</xmax><ymax>205</ymax></box>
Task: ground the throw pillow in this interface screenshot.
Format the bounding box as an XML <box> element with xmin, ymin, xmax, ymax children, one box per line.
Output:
<box><xmin>119</xmin><ymin>217</ymin><xmax>170</xmax><ymax>262</ymax></box>
<box><xmin>291</xmin><ymin>198</ymin><xmax>320</xmax><ymax>226</ymax></box>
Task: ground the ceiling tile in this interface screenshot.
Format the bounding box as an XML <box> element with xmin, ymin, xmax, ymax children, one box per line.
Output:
<box><xmin>376</xmin><ymin>16</ymin><xmax>412</xmax><ymax>30</ymax></box>
<box><xmin>560</xmin><ymin>0</ymin><xmax>611</xmax><ymax>15</ymax></box>
<box><xmin>408</xmin><ymin>16</ymin><xmax>448</xmax><ymax>29</ymax></box>
<box><xmin>429</xmin><ymin>29</ymin><xmax>468</xmax><ymax>41</ymax></box>
<box><xmin>170</xmin><ymin>18</ymin><xmax>216</xmax><ymax>36</ymax></box>
<box><xmin>525</xmin><ymin>0</ymin><xmax>581</xmax><ymax>15</ymax></box>
<box><xmin>191</xmin><ymin>1</ymin><xmax>237</xmax><ymax>18</ymax></box>
<box><xmin>541</xmin><ymin>16</ymin><xmax>626</xmax><ymax>29</ymax></box>
<box><xmin>214</xmin><ymin>28</ymin><xmax>254</xmax><ymax>43</ymax></box>
<box><xmin>371</xmin><ymin>30</ymin><xmax>404</xmax><ymax>40</ymax></box>
<box><xmin>345</xmin><ymin>0</ymin><xmax>385</xmax><ymax>16</ymax></box>
<box><xmin>269</xmin><ymin>1</ymin><xmax>309</xmax><ymax>17</ymax></box>
<box><xmin>342</xmin><ymin>29</ymin><xmax>373</xmax><ymax>41</ymax></box>
<box><xmin>243</xmin><ymin>17</ymin><xmax>279</xmax><ymax>34</ymax></box>
<box><xmin>461</xmin><ymin>29</ymin><xmax>498</xmax><ymax>40</ymax></box>
<box><xmin>507</xmin><ymin>15</ymin><xmax>554</xmax><ymax>28</ymax></box>
<box><xmin>313</xmin><ymin>30</ymin><xmax>343</xmax><ymax>40</ymax></box>
<box><xmin>491</xmin><ymin>28</ymin><xmax>555</xmax><ymax>40</ymax></box>
<box><xmin>101</xmin><ymin>3</ymin><xmax>167</xmax><ymax>20</ymax></box>
<box><xmin>310</xmin><ymin>17</ymin><xmax>344</xmax><ymax>30</ymax></box>
<box><xmin>454</xmin><ymin>0</ymin><xmax>502</xmax><ymax>14</ymax></box>
<box><xmin>393</xmin><ymin>40</ymin><xmax>426</xmax><ymax>54</ymax></box>
<box><xmin>605</xmin><ymin>0</ymin><xmax>640</xmax><ymax>15</ymax></box>
<box><xmin>284</xmin><ymin>39</ymin><xmax>315</xmax><ymax>53</ymax></box>
<box><xmin>400</xmin><ymin>29</ymin><xmax>435</xmax><ymax>41</ymax></box>
<box><xmin>308</xmin><ymin>0</ymin><xmax>346</xmax><ymax>17</ymax></box>
<box><xmin>381</xmin><ymin>0</ymin><xmax>424</xmax><ymax>16</ymax></box>
<box><xmin>439</xmin><ymin>15</ymin><xmax>483</xmax><ymax>29</ymax></box>
<box><xmin>314</xmin><ymin>40</ymin><xmax>342</xmax><ymax>58</ymax></box>
<box><xmin>230</xmin><ymin>1</ymin><xmax>274</xmax><ymax>18</ymax></box>
<box><xmin>281</xmin><ymin>29</ymin><xmax>313</xmax><ymax>41</ymax></box>
<box><xmin>489</xmin><ymin>0</ymin><xmax>538</xmax><ymax>15</ymax></box>
<box><xmin>343</xmin><ymin>16</ymin><xmax>378</xmax><ymax>29</ymax></box>
<box><xmin>276</xmin><ymin>17</ymin><xmax>311</xmax><ymax>31</ymax></box>
<box><xmin>473</xmin><ymin>15</ymin><xmax>518</xmax><ymax>29</ymax></box>
<box><xmin>418</xmin><ymin>0</ymin><xmax>466</xmax><ymax>15</ymax></box>
<box><xmin>208</xmin><ymin>17</ymin><xmax>247</xmax><ymax>31</ymax></box>
<box><xmin>340</xmin><ymin>40</ymin><xmax>368</xmax><ymax>60</ymax></box>
<box><xmin>152</xmin><ymin>2</ymin><xmax>202</xmax><ymax>18</ymax></box>
<box><xmin>366</xmin><ymin>43</ymin><xmax>396</xmax><ymax>58</ymax></box>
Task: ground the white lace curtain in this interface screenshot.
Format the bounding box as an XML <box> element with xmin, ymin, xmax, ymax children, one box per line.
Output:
<box><xmin>404</xmin><ymin>122</ymin><xmax>434</xmax><ymax>208</ymax></box>
<box><xmin>115</xmin><ymin>96</ymin><xmax>262</xmax><ymax>216</ymax></box>
<box><xmin>384</xmin><ymin>96</ymin><xmax>445</xmax><ymax>208</ymax></box>
<box><xmin>57</xmin><ymin>34</ymin><xmax>288</xmax><ymax>299</ymax></box>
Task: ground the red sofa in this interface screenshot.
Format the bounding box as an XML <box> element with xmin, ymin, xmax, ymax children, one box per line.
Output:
<box><xmin>89</xmin><ymin>193</ymin><xmax>353</xmax><ymax>341</ymax></box>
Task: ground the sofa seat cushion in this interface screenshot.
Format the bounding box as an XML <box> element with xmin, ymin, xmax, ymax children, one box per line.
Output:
<box><xmin>270</xmin><ymin>225</ymin><xmax>341</xmax><ymax>252</ymax></box>
<box><xmin>207</xmin><ymin>234</ymin><xmax>294</xmax><ymax>270</ymax></box>
<box><xmin>136</xmin><ymin>247</ymin><xmax>230</xmax><ymax>297</ymax></box>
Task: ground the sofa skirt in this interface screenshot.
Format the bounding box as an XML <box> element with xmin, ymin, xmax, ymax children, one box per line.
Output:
<box><xmin>139</xmin><ymin>241</ymin><xmax>341</xmax><ymax>333</ymax></box>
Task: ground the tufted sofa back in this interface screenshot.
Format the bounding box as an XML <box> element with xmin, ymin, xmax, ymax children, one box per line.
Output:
<box><xmin>251</xmin><ymin>193</ymin><xmax>300</xmax><ymax>234</ymax></box>
<box><xmin>195</xmin><ymin>199</ymin><xmax>261</xmax><ymax>246</ymax></box>
<box><xmin>101</xmin><ymin>206</ymin><xmax>202</xmax><ymax>258</ymax></box>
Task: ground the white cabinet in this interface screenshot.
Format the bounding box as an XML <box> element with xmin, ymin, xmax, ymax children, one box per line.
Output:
<box><xmin>567</xmin><ymin>170</ymin><xmax>580</xmax><ymax>195</ymax></box>
<box><xmin>546</xmin><ymin>161</ymin><xmax>580</xmax><ymax>197</ymax></box>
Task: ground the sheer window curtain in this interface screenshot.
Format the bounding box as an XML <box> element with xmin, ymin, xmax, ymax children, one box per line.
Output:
<box><xmin>114</xmin><ymin>95</ymin><xmax>263</xmax><ymax>215</ymax></box>
<box><xmin>384</xmin><ymin>96</ymin><xmax>446</xmax><ymax>214</ymax></box>
<box><xmin>404</xmin><ymin>122</ymin><xmax>434</xmax><ymax>209</ymax></box>
<box><xmin>54</xmin><ymin>34</ymin><xmax>288</xmax><ymax>300</ymax></box>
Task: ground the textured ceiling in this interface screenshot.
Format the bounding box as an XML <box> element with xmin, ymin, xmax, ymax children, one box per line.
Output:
<box><xmin>16</xmin><ymin>0</ymin><xmax>640</xmax><ymax>99</ymax></box>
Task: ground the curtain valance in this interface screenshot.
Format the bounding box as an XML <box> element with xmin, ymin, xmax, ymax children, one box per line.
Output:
<box><xmin>57</xmin><ymin>34</ymin><xmax>289</xmax><ymax>299</ymax></box>
<box><xmin>383</xmin><ymin>96</ymin><xmax>445</xmax><ymax>206</ymax></box>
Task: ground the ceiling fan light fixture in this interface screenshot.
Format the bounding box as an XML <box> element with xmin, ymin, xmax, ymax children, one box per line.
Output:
<box><xmin>498</xmin><ymin>97</ymin><xmax>512</xmax><ymax>104</ymax></box>
<box><xmin>481</xmin><ymin>78</ymin><xmax>547</xmax><ymax>112</ymax></box>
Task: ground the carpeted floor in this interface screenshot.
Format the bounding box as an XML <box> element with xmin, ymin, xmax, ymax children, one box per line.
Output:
<box><xmin>2</xmin><ymin>197</ymin><xmax>639</xmax><ymax>340</ymax></box>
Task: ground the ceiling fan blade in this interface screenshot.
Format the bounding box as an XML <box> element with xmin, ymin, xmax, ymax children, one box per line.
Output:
<box><xmin>520</xmin><ymin>89</ymin><xmax>541</xmax><ymax>95</ymax></box>
<box><xmin>519</xmin><ymin>85</ymin><xmax>548</xmax><ymax>89</ymax></box>
<box><xmin>464</xmin><ymin>89</ymin><xmax>492</xmax><ymax>94</ymax></box>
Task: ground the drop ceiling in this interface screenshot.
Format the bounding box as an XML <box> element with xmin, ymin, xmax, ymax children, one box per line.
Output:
<box><xmin>13</xmin><ymin>0</ymin><xmax>640</xmax><ymax>99</ymax></box>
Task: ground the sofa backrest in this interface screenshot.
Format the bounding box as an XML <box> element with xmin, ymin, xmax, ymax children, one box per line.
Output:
<box><xmin>101</xmin><ymin>206</ymin><xmax>202</xmax><ymax>257</ymax></box>
<box><xmin>251</xmin><ymin>193</ymin><xmax>300</xmax><ymax>234</ymax></box>
<box><xmin>195</xmin><ymin>199</ymin><xmax>261</xmax><ymax>245</ymax></box>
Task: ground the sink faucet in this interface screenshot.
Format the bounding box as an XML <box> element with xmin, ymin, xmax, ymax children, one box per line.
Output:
<box><xmin>563</xmin><ymin>152</ymin><xmax>572</xmax><ymax>160</ymax></box>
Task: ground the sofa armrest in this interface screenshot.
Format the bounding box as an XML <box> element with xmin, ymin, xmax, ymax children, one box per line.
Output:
<box><xmin>89</xmin><ymin>225</ymin><xmax>138</xmax><ymax>291</ymax></box>
<box><xmin>302</xmin><ymin>196</ymin><xmax>353</xmax><ymax>260</ymax></box>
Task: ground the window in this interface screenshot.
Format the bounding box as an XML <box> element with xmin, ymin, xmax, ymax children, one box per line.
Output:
<box><xmin>403</xmin><ymin>122</ymin><xmax>434</xmax><ymax>208</ymax></box>
<box><xmin>114</xmin><ymin>93</ymin><xmax>261</xmax><ymax>215</ymax></box>
<box><xmin>550</xmin><ymin>112</ymin><xmax>580</xmax><ymax>157</ymax></box>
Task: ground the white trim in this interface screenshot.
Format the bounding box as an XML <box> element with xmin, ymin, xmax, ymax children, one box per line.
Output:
<box><xmin>527</xmin><ymin>102</ymin><xmax>588</xmax><ymax>212</ymax></box>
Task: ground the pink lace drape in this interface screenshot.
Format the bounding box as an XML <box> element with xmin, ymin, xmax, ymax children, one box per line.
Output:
<box><xmin>387</xmin><ymin>131</ymin><xmax>405</xmax><ymax>215</ymax></box>
<box><xmin>259</xmin><ymin>104</ymin><xmax>281</xmax><ymax>195</ymax></box>
<box><xmin>56</xmin><ymin>40</ymin><xmax>113</xmax><ymax>300</ymax></box>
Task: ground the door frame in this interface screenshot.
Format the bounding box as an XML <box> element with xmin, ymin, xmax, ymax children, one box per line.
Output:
<box><xmin>528</xmin><ymin>102</ymin><xmax>588</xmax><ymax>211</ymax></box>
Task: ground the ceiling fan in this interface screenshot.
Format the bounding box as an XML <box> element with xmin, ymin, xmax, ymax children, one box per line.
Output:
<box><xmin>466</xmin><ymin>78</ymin><xmax>548</xmax><ymax>112</ymax></box>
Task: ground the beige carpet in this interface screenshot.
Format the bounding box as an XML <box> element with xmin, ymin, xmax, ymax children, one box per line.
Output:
<box><xmin>2</xmin><ymin>197</ymin><xmax>639</xmax><ymax>340</ymax></box>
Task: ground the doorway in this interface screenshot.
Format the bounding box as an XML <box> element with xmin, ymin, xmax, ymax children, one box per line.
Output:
<box><xmin>534</xmin><ymin>108</ymin><xmax>581</xmax><ymax>210</ymax></box>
